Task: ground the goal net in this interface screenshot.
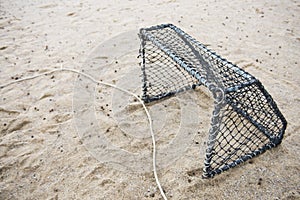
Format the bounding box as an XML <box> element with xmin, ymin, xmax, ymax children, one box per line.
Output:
<box><xmin>139</xmin><ymin>24</ymin><xmax>287</xmax><ymax>178</ymax></box>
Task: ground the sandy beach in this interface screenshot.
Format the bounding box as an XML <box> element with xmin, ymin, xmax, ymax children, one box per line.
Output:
<box><xmin>0</xmin><ymin>0</ymin><xmax>299</xmax><ymax>199</ymax></box>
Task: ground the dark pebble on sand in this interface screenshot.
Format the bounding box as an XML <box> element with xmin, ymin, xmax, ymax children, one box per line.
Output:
<box><xmin>258</xmin><ymin>178</ymin><xmax>263</xmax><ymax>185</ymax></box>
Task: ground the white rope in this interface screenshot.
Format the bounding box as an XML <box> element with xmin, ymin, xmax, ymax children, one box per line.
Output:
<box><xmin>0</xmin><ymin>67</ymin><xmax>168</xmax><ymax>200</ymax></box>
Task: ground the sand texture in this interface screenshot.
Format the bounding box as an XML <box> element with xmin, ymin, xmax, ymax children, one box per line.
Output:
<box><xmin>0</xmin><ymin>0</ymin><xmax>299</xmax><ymax>199</ymax></box>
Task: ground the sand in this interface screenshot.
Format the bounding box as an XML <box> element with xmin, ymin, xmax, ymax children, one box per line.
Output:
<box><xmin>0</xmin><ymin>0</ymin><xmax>299</xmax><ymax>199</ymax></box>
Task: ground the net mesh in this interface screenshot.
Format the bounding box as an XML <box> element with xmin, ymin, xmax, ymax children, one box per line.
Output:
<box><xmin>139</xmin><ymin>24</ymin><xmax>287</xmax><ymax>178</ymax></box>
<box><xmin>141</xmin><ymin>39</ymin><xmax>199</xmax><ymax>102</ymax></box>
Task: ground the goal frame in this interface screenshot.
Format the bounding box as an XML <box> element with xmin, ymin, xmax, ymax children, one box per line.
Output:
<box><xmin>139</xmin><ymin>24</ymin><xmax>287</xmax><ymax>178</ymax></box>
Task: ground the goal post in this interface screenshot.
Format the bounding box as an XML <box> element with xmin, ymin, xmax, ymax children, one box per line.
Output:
<box><xmin>139</xmin><ymin>24</ymin><xmax>287</xmax><ymax>178</ymax></box>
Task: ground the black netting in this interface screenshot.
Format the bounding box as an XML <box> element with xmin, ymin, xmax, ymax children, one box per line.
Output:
<box><xmin>141</xmin><ymin>39</ymin><xmax>199</xmax><ymax>102</ymax></box>
<box><xmin>210</xmin><ymin>103</ymin><xmax>270</xmax><ymax>172</ymax></box>
<box><xmin>139</xmin><ymin>24</ymin><xmax>287</xmax><ymax>178</ymax></box>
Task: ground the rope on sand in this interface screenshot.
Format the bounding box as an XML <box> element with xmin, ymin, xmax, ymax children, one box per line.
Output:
<box><xmin>0</xmin><ymin>66</ymin><xmax>168</xmax><ymax>200</ymax></box>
